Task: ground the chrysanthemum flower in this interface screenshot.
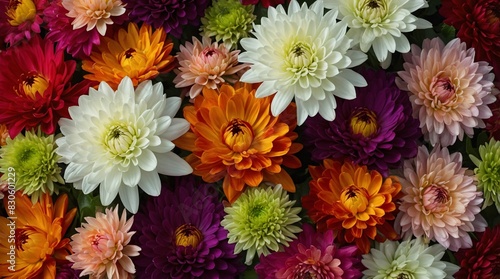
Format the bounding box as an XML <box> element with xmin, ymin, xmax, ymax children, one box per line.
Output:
<box><xmin>62</xmin><ymin>0</ymin><xmax>126</xmax><ymax>36</ymax></box>
<box><xmin>362</xmin><ymin>238</ymin><xmax>459</xmax><ymax>279</ymax></box>
<box><xmin>397</xmin><ymin>145</ymin><xmax>487</xmax><ymax>251</ymax></box>
<box><xmin>0</xmin><ymin>124</ymin><xmax>9</xmax><ymax>146</ymax></box>
<box><xmin>67</xmin><ymin>206</ymin><xmax>141</xmax><ymax>278</ymax></box>
<box><xmin>0</xmin><ymin>129</ymin><xmax>63</xmax><ymax>203</ymax></box>
<box><xmin>124</xmin><ymin>0</ymin><xmax>210</xmax><ymax>38</ymax></box>
<box><xmin>255</xmin><ymin>223</ymin><xmax>363</xmax><ymax>279</ymax></box>
<box><xmin>302</xmin><ymin>159</ymin><xmax>401</xmax><ymax>254</ymax></box>
<box><xmin>56</xmin><ymin>263</ymin><xmax>81</xmax><ymax>279</ymax></box>
<box><xmin>324</xmin><ymin>0</ymin><xmax>432</xmax><ymax>65</ymax></box>
<box><xmin>440</xmin><ymin>0</ymin><xmax>500</xmax><ymax>84</ymax></box>
<box><xmin>56</xmin><ymin>77</ymin><xmax>193</xmax><ymax>213</ymax></box>
<box><xmin>486</xmin><ymin>96</ymin><xmax>500</xmax><ymax>139</ymax></box>
<box><xmin>82</xmin><ymin>22</ymin><xmax>175</xmax><ymax>90</ymax></box>
<box><xmin>221</xmin><ymin>184</ymin><xmax>302</xmax><ymax>265</ymax></box>
<box><xmin>0</xmin><ymin>36</ymin><xmax>91</xmax><ymax>138</ymax></box>
<box><xmin>200</xmin><ymin>0</ymin><xmax>256</xmax><ymax>49</ymax></box>
<box><xmin>238</xmin><ymin>0</ymin><xmax>367</xmax><ymax>125</ymax></box>
<box><xmin>304</xmin><ymin>69</ymin><xmax>421</xmax><ymax>176</ymax></box>
<box><xmin>174</xmin><ymin>83</ymin><xmax>302</xmax><ymax>203</ymax></box>
<box><xmin>0</xmin><ymin>0</ymin><xmax>46</xmax><ymax>45</ymax></box>
<box><xmin>132</xmin><ymin>176</ymin><xmax>245</xmax><ymax>278</ymax></box>
<box><xmin>454</xmin><ymin>225</ymin><xmax>500</xmax><ymax>279</ymax></box>
<box><xmin>396</xmin><ymin>37</ymin><xmax>498</xmax><ymax>147</ymax></box>
<box><xmin>470</xmin><ymin>138</ymin><xmax>500</xmax><ymax>212</ymax></box>
<box><xmin>173</xmin><ymin>36</ymin><xmax>248</xmax><ymax>99</ymax></box>
<box><xmin>0</xmin><ymin>192</ymin><xmax>76</xmax><ymax>279</ymax></box>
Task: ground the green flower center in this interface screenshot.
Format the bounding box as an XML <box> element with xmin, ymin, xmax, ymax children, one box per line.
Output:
<box><xmin>249</xmin><ymin>203</ymin><xmax>265</xmax><ymax>218</ymax></box>
<box><xmin>357</xmin><ymin>0</ymin><xmax>388</xmax><ymax>24</ymax></box>
<box><xmin>285</xmin><ymin>41</ymin><xmax>318</xmax><ymax>83</ymax></box>
<box><xmin>104</xmin><ymin>124</ymin><xmax>137</xmax><ymax>157</ymax></box>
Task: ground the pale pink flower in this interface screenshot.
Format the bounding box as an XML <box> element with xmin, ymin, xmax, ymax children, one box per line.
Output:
<box><xmin>396</xmin><ymin>37</ymin><xmax>498</xmax><ymax>147</ymax></box>
<box><xmin>67</xmin><ymin>207</ymin><xmax>141</xmax><ymax>279</ymax></box>
<box><xmin>396</xmin><ymin>145</ymin><xmax>487</xmax><ymax>251</ymax></box>
<box><xmin>62</xmin><ymin>0</ymin><xmax>126</xmax><ymax>36</ymax></box>
<box><xmin>173</xmin><ymin>36</ymin><xmax>248</xmax><ymax>99</ymax></box>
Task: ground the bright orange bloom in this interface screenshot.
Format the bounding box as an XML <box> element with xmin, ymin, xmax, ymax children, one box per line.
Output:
<box><xmin>0</xmin><ymin>192</ymin><xmax>76</xmax><ymax>279</ymax></box>
<box><xmin>175</xmin><ymin>83</ymin><xmax>302</xmax><ymax>203</ymax></box>
<box><xmin>82</xmin><ymin>22</ymin><xmax>175</xmax><ymax>89</ymax></box>
<box><xmin>302</xmin><ymin>159</ymin><xmax>401</xmax><ymax>254</ymax></box>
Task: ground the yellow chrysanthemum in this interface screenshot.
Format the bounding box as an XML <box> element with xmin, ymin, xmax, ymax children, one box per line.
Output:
<box><xmin>82</xmin><ymin>22</ymin><xmax>175</xmax><ymax>89</ymax></box>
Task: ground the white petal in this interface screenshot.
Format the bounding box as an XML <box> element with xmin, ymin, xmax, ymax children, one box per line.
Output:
<box><xmin>122</xmin><ymin>166</ymin><xmax>141</xmax><ymax>187</ymax></box>
<box><xmin>100</xmin><ymin>172</ymin><xmax>122</xmax><ymax>205</ymax></box>
<box><xmin>119</xmin><ymin>186</ymin><xmax>140</xmax><ymax>214</ymax></box>
<box><xmin>255</xmin><ymin>81</ymin><xmax>277</xmax><ymax>98</ymax></box>
<box><xmin>271</xmin><ymin>91</ymin><xmax>295</xmax><ymax>116</ymax></box>
<box><xmin>137</xmin><ymin>149</ymin><xmax>157</xmax><ymax>172</ymax></box>
<box><xmin>156</xmin><ymin>152</ymin><xmax>193</xmax><ymax>176</ymax></box>
<box><xmin>161</xmin><ymin>118</ymin><xmax>190</xmax><ymax>141</ymax></box>
<box><xmin>138</xmin><ymin>171</ymin><xmax>162</xmax><ymax>196</ymax></box>
<box><xmin>163</xmin><ymin>97</ymin><xmax>182</xmax><ymax>118</ymax></box>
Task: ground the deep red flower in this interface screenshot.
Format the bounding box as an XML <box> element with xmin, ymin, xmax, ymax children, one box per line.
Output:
<box><xmin>241</xmin><ymin>0</ymin><xmax>288</xmax><ymax>8</ymax></box>
<box><xmin>440</xmin><ymin>0</ymin><xmax>500</xmax><ymax>83</ymax></box>
<box><xmin>0</xmin><ymin>36</ymin><xmax>92</xmax><ymax>137</ymax></box>
<box><xmin>486</xmin><ymin>97</ymin><xmax>500</xmax><ymax>140</ymax></box>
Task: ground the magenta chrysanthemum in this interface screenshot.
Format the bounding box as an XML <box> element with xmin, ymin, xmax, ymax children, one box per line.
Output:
<box><xmin>396</xmin><ymin>37</ymin><xmax>498</xmax><ymax>147</ymax></box>
<box><xmin>396</xmin><ymin>145</ymin><xmax>487</xmax><ymax>251</ymax></box>
<box><xmin>132</xmin><ymin>176</ymin><xmax>245</xmax><ymax>278</ymax></box>
<box><xmin>123</xmin><ymin>0</ymin><xmax>210</xmax><ymax>38</ymax></box>
<box><xmin>0</xmin><ymin>0</ymin><xmax>46</xmax><ymax>45</ymax></box>
<box><xmin>304</xmin><ymin>69</ymin><xmax>421</xmax><ymax>176</ymax></box>
<box><xmin>255</xmin><ymin>223</ymin><xmax>362</xmax><ymax>279</ymax></box>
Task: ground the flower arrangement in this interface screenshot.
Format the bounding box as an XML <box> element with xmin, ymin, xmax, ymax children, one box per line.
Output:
<box><xmin>0</xmin><ymin>0</ymin><xmax>499</xmax><ymax>278</ymax></box>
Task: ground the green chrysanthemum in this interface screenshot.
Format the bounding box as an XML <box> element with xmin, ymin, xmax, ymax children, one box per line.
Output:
<box><xmin>470</xmin><ymin>138</ymin><xmax>500</xmax><ymax>211</ymax></box>
<box><xmin>221</xmin><ymin>184</ymin><xmax>302</xmax><ymax>265</ymax></box>
<box><xmin>0</xmin><ymin>130</ymin><xmax>63</xmax><ymax>203</ymax></box>
<box><xmin>200</xmin><ymin>0</ymin><xmax>256</xmax><ymax>49</ymax></box>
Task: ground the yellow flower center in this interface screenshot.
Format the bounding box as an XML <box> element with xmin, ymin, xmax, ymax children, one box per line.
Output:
<box><xmin>285</xmin><ymin>41</ymin><xmax>318</xmax><ymax>84</ymax></box>
<box><xmin>358</xmin><ymin>0</ymin><xmax>388</xmax><ymax>24</ymax></box>
<box><xmin>223</xmin><ymin>118</ymin><xmax>254</xmax><ymax>152</ymax></box>
<box><xmin>118</xmin><ymin>48</ymin><xmax>149</xmax><ymax>71</ymax></box>
<box><xmin>103</xmin><ymin>124</ymin><xmax>138</xmax><ymax>159</ymax></box>
<box><xmin>6</xmin><ymin>0</ymin><xmax>36</xmax><ymax>26</ymax></box>
<box><xmin>15</xmin><ymin>229</ymin><xmax>30</xmax><ymax>251</ymax></box>
<box><xmin>174</xmin><ymin>224</ymin><xmax>203</xmax><ymax>248</ymax></box>
<box><xmin>340</xmin><ymin>185</ymin><xmax>369</xmax><ymax>214</ymax></box>
<box><xmin>350</xmin><ymin>108</ymin><xmax>378</xmax><ymax>138</ymax></box>
<box><xmin>19</xmin><ymin>72</ymin><xmax>49</xmax><ymax>99</ymax></box>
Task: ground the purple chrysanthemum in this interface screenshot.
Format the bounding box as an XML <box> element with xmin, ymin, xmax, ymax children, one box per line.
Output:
<box><xmin>56</xmin><ymin>263</ymin><xmax>80</xmax><ymax>279</ymax></box>
<box><xmin>255</xmin><ymin>223</ymin><xmax>363</xmax><ymax>279</ymax></box>
<box><xmin>304</xmin><ymin>68</ymin><xmax>421</xmax><ymax>176</ymax></box>
<box><xmin>123</xmin><ymin>0</ymin><xmax>209</xmax><ymax>38</ymax></box>
<box><xmin>132</xmin><ymin>175</ymin><xmax>245</xmax><ymax>279</ymax></box>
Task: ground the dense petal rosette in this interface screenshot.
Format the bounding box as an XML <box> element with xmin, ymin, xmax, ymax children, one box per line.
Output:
<box><xmin>302</xmin><ymin>159</ymin><xmax>401</xmax><ymax>254</ymax></box>
<box><xmin>56</xmin><ymin>77</ymin><xmax>193</xmax><ymax>213</ymax></box>
<box><xmin>470</xmin><ymin>138</ymin><xmax>500</xmax><ymax>212</ymax></box>
<box><xmin>238</xmin><ymin>0</ymin><xmax>367</xmax><ymax>125</ymax></box>
<box><xmin>0</xmin><ymin>0</ymin><xmax>46</xmax><ymax>45</ymax></box>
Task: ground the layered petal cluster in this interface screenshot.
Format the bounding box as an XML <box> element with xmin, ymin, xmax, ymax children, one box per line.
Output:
<box><xmin>397</xmin><ymin>37</ymin><xmax>498</xmax><ymax>146</ymax></box>
<box><xmin>470</xmin><ymin>138</ymin><xmax>500</xmax><ymax>212</ymax></box>
<box><xmin>238</xmin><ymin>0</ymin><xmax>367</xmax><ymax>125</ymax></box>
<box><xmin>397</xmin><ymin>145</ymin><xmax>487</xmax><ymax>251</ymax></box>
<box><xmin>0</xmin><ymin>129</ymin><xmax>63</xmax><ymax>203</ymax></box>
<box><xmin>221</xmin><ymin>184</ymin><xmax>302</xmax><ymax>265</ymax></box>
<box><xmin>324</xmin><ymin>0</ymin><xmax>432</xmax><ymax>65</ymax></box>
<box><xmin>255</xmin><ymin>223</ymin><xmax>362</xmax><ymax>279</ymax></box>
<box><xmin>486</xmin><ymin>96</ymin><xmax>500</xmax><ymax>139</ymax></box>
<box><xmin>0</xmin><ymin>36</ymin><xmax>91</xmax><ymax>138</ymax></box>
<box><xmin>0</xmin><ymin>192</ymin><xmax>76</xmax><ymax>279</ymax></box>
<box><xmin>454</xmin><ymin>225</ymin><xmax>500</xmax><ymax>278</ymax></box>
<box><xmin>302</xmin><ymin>159</ymin><xmax>401</xmax><ymax>254</ymax></box>
<box><xmin>304</xmin><ymin>69</ymin><xmax>421</xmax><ymax>176</ymax></box>
<box><xmin>0</xmin><ymin>0</ymin><xmax>46</xmax><ymax>45</ymax></box>
<box><xmin>56</xmin><ymin>77</ymin><xmax>193</xmax><ymax>213</ymax></box>
<box><xmin>173</xmin><ymin>36</ymin><xmax>248</xmax><ymax>99</ymax></box>
<box><xmin>132</xmin><ymin>176</ymin><xmax>245</xmax><ymax>278</ymax></box>
<box><xmin>124</xmin><ymin>0</ymin><xmax>210</xmax><ymax>38</ymax></box>
<box><xmin>174</xmin><ymin>83</ymin><xmax>302</xmax><ymax>202</ymax></box>
<box><xmin>440</xmin><ymin>0</ymin><xmax>500</xmax><ymax>83</ymax></box>
<box><xmin>83</xmin><ymin>22</ymin><xmax>175</xmax><ymax>90</ymax></box>
<box><xmin>0</xmin><ymin>124</ymin><xmax>9</xmax><ymax>146</ymax></box>
<box><xmin>362</xmin><ymin>238</ymin><xmax>459</xmax><ymax>279</ymax></box>
<box><xmin>67</xmin><ymin>207</ymin><xmax>141</xmax><ymax>278</ymax></box>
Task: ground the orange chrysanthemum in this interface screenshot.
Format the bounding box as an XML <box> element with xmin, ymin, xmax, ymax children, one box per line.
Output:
<box><xmin>175</xmin><ymin>83</ymin><xmax>302</xmax><ymax>203</ymax></box>
<box><xmin>0</xmin><ymin>192</ymin><xmax>76</xmax><ymax>278</ymax></box>
<box><xmin>302</xmin><ymin>159</ymin><xmax>401</xmax><ymax>254</ymax></box>
<box><xmin>82</xmin><ymin>22</ymin><xmax>175</xmax><ymax>89</ymax></box>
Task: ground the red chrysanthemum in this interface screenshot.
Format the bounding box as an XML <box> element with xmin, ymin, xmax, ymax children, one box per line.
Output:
<box><xmin>486</xmin><ymin>96</ymin><xmax>500</xmax><ymax>140</ymax></box>
<box><xmin>440</xmin><ymin>0</ymin><xmax>500</xmax><ymax>83</ymax></box>
<box><xmin>0</xmin><ymin>36</ymin><xmax>92</xmax><ymax>137</ymax></box>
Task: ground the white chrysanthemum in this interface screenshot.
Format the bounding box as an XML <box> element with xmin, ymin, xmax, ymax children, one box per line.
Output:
<box><xmin>56</xmin><ymin>77</ymin><xmax>193</xmax><ymax>213</ymax></box>
<box><xmin>362</xmin><ymin>238</ymin><xmax>459</xmax><ymax>279</ymax></box>
<box><xmin>238</xmin><ymin>0</ymin><xmax>368</xmax><ymax>125</ymax></box>
<box><xmin>324</xmin><ymin>0</ymin><xmax>432</xmax><ymax>66</ymax></box>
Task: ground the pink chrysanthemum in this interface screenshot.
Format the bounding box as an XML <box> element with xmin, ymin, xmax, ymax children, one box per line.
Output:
<box><xmin>67</xmin><ymin>207</ymin><xmax>141</xmax><ymax>279</ymax></box>
<box><xmin>173</xmin><ymin>36</ymin><xmax>248</xmax><ymax>99</ymax></box>
<box><xmin>396</xmin><ymin>145</ymin><xmax>487</xmax><ymax>251</ymax></box>
<box><xmin>0</xmin><ymin>0</ymin><xmax>46</xmax><ymax>45</ymax></box>
<box><xmin>396</xmin><ymin>37</ymin><xmax>498</xmax><ymax>147</ymax></box>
